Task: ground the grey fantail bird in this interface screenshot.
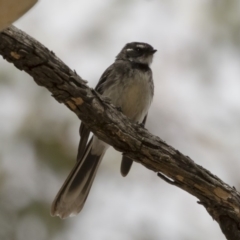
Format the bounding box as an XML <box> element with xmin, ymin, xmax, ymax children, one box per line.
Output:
<box><xmin>51</xmin><ymin>42</ymin><xmax>157</xmax><ymax>218</ymax></box>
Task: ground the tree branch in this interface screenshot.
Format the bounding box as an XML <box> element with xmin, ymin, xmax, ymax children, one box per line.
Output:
<box><xmin>0</xmin><ymin>26</ymin><xmax>240</xmax><ymax>240</ymax></box>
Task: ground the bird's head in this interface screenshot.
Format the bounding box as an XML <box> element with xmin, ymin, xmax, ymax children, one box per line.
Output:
<box><xmin>116</xmin><ymin>42</ymin><xmax>157</xmax><ymax>66</ymax></box>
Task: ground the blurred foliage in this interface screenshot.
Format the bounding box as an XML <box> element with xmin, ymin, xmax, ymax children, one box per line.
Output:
<box><xmin>0</xmin><ymin>200</ymin><xmax>66</xmax><ymax>240</ymax></box>
<box><xmin>208</xmin><ymin>0</ymin><xmax>240</xmax><ymax>47</ymax></box>
<box><xmin>19</xmin><ymin>122</ymin><xmax>75</xmax><ymax>171</ymax></box>
<box><xmin>1</xmin><ymin>0</ymin><xmax>240</xmax><ymax>240</ymax></box>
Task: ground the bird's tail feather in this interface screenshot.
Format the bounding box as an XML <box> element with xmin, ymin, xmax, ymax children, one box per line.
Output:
<box><xmin>120</xmin><ymin>156</ymin><xmax>133</xmax><ymax>177</ymax></box>
<box><xmin>51</xmin><ymin>137</ymin><xmax>105</xmax><ymax>219</ymax></box>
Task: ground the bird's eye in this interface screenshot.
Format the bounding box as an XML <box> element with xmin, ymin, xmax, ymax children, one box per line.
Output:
<box><xmin>136</xmin><ymin>47</ymin><xmax>141</xmax><ymax>52</ymax></box>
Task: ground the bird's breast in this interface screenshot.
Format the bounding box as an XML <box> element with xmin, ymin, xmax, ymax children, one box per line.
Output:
<box><xmin>103</xmin><ymin>70</ymin><xmax>153</xmax><ymax>122</ymax></box>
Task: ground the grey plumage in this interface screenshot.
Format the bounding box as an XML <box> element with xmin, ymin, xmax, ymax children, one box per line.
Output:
<box><xmin>51</xmin><ymin>42</ymin><xmax>156</xmax><ymax>218</ymax></box>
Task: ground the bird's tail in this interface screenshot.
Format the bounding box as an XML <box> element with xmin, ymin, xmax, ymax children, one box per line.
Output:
<box><xmin>51</xmin><ymin>137</ymin><xmax>106</xmax><ymax>219</ymax></box>
<box><xmin>120</xmin><ymin>156</ymin><xmax>133</xmax><ymax>177</ymax></box>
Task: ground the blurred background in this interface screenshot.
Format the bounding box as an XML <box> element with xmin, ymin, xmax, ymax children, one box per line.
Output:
<box><xmin>0</xmin><ymin>0</ymin><xmax>240</xmax><ymax>239</ymax></box>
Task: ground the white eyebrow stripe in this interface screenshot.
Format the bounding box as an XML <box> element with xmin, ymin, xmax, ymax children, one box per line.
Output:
<box><xmin>136</xmin><ymin>44</ymin><xmax>145</xmax><ymax>48</ymax></box>
<box><xmin>126</xmin><ymin>48</ymin><xmax>134</xmax><ymax>51</ymax></box>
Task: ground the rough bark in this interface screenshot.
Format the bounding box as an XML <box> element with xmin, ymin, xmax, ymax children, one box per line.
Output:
<box><xmin>0</xmin><ymin>26</ymin><xmax>240</xmax><ymax>240</ymax></box>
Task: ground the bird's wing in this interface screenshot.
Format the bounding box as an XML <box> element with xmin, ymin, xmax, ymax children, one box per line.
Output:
<box><xmin>77</xmin><ymin>63</ymin><xmax>118</xmax><ymax>162</ymax></box>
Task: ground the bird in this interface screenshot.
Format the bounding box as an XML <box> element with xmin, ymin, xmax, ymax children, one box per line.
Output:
<box><xmin>51</xmin><ymin>42</ymin><xmax>157</xmax><ymax>219</ymax></box>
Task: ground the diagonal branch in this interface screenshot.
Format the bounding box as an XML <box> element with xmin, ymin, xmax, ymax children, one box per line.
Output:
<box><xmin>0</xmin><ymin>26</ymin><xmax>240</xmax><ymax>240</ymax></box>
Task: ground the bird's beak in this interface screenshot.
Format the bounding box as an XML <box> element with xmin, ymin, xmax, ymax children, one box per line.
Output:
<box><xmin>151</xmin><ymin>49</ymin><xmax>157</xmax><ymax>54</ymax></box>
